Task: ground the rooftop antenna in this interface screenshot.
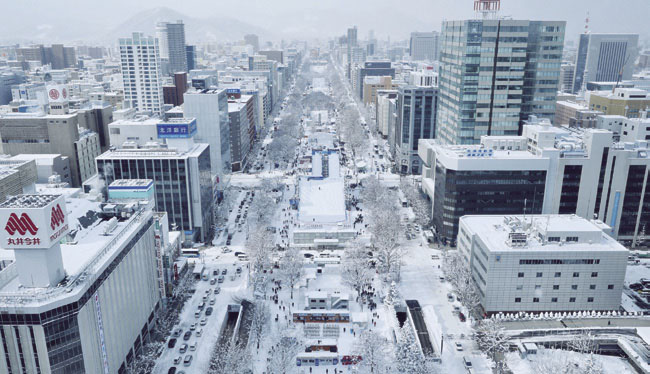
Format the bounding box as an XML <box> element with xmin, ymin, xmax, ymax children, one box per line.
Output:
<box><xmin>474</xmin><ymin>0</ymin><xmax>501</xmax><ymax>20</ymax></box>
<box><xmin>584</xmin><ymin>11</ymin><xmax>590</xmax><ymax>34</ymax></box>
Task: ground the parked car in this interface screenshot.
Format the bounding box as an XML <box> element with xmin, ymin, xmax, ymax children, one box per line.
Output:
<box><xmin>447</xmin><ymin>293</ymin><xmax>454</xmax><ymax>302</ymax></box>
<box><xmin>172</xmin><ymin>329</ymin><xmax>182</xmax><ymax>338</ymax></box>
<box><xmin>455</xmin><ymin>342</ymin><xmax>463</xmax><ymax>351</ymax></box>
<box><xmin>213</xmin><ymin>269</ymin><xmax>219</xmax><ymax>276</ymax></box>
<box><xmin>205</xmin><ymin>307</ymin><xmax>213</xmax><ymax>316</ymax></box>
<box><xmin>189</xmin><ymin>342</ymin><xmax>197</xmax><ymax>351</ymax></box>
<box><xmin>183</xmin><ymin>331</ymin><xmax>191</xmax><ymax>341</ymax></box>
<box><xmin>222</xmin><ymin>269</ymin><xmax>228</xmax><ymax>275</ymax></box>
<box><xmin>168</xmin><ymin>338</ymin><xmax>177</xmax><ymax>348</ymax></box>
<box><xmin>189</xmin><ymin>323</ymin><xmax>197</xmax><ymax>331</ymax></box>
<box><xmin>210</xmin><ymin>278</ymin><xmax>217</xmax><ymax>285</ymax></box>
<box><xmin>168</xmin><ymin>367</ymin><xmax>177</xmax><ymax>374</ymax></box>
<box><xmin>173</xmin><ymin>356</ymin><xmax>183</xmax><ymax>365</ymax></box>
<box><xmin>463</xmin><ymin>356</ymin><xmax>472</xmax><ymax>368</ymax></box>
<box><xmin>196</xmin><ymin>328</ymin><xmax>203</xmax><ymax>337</ymax></box>
<box><xmin>214</xmin><ymin>287</ymin><xmax>221</xmax><ymax>294</ymax></box>
<box><xmin>200</xmin><ymin>318</ymin><xmax>208</xmax><ymax>326</ymax></box>
<box><xmin>179</xmin><ymin>344</ymin><xmax>188</xmax><ymax>354</ymax></box>
<box><xmin>630</xmin><ymin>283</ymin><xmax>644</xmax><ymax>290</ymax></box>
<box><xmin>218</xmin><ymin>275</ymin><xmax>225</xmax><ymax>283</ymax></box>
<box><xmin>183</xmin><ymin>355</ymin><xmax>193</xmax><ymax>367</ymax></box>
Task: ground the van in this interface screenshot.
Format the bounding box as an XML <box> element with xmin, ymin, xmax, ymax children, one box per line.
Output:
<box><xmin>183</xmin><ymin>355</ymin><xmax>193</xmax><ymax>366</ymax></box>
<box><xmin>463</xmin><ymin>356</ymin><xmax>473</xmax><ymax>369</ymax></box>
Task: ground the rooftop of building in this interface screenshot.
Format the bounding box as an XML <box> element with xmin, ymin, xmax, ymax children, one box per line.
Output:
<box><xmin>298</xmin><ymin>177</ymin><xmax>346</xmax><ymax>225</ymax></box>
<box><xmin>460</xmin><ymin>215</ymin><xmax>627</xmax><ymax>253</ymax></box>
<box><xmin>98</xmin><ymin>142</ymin><xmax>208</xmax><ymax>159</ymax></box>
<box><xmin>590</xmin><ymin>88</ymin><xmax>649</xmax><ymax>100</ymax></box>
<box><xmin>108</xmin><ymin>179</ymin><xmax>154</xmax><ymax>189</ymax></box>
<box><xmin>0</xmin><ymin>196</ymin><xmax>153</xmax><ymax>309</ymax></box>
<box><xmin>0</xmin><ymin>194</ymin><xmax>59</xmax><ymax>209</ymax></box>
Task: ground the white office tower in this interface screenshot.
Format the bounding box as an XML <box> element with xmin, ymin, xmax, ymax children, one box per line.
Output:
<box><xmin>458</xmin><ymin>214</ymin><xmax>628</xmax><ymax>314</ymax></box>
<box><xmin>409</xmin><ymin>32</ymin><xmax>439</xmax><ymax>62</ymax></box>
<box><xmin>0</xmin><ymin>193</ymin><xmax>160</xmax><ymax>373</ymax></box>
<box><xmin>119</xmin><ymin>32</ymin><xmax>164</xmax><ymax>115</ymax></box>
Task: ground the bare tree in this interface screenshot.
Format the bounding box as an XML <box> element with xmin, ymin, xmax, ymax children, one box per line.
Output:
<box><xmin>442</xmin><ymin>251</ymin><xmax>482</xmax><ymax>315</ymax></box>
<box><xmin>353</xmin><ymin>330</ymin><xmax>393</xmax><ymax>374</ymax></box>
<box><xmin>395</xmin><ymin>325</ymin><xmax>438</xmax><ymax>374</ymax></box>
<box><xmin>250</xmin><ymin>300</ymin><xmax>271</xmax><ymax>351</ymax></box>
<box><xmin>266</xmin><ymin>333</ymin><xmax>303</xmax><ymax>374</ymax></box>
<box><xmin>475</xmin><ymin>318</ymin><xmax>510</xmax><ymax>370</ymax></box>
<box><xmin>400</xmin><ymin>178</ymin><xmax>432</xmax><ymax>228</ymax></box>
<box><xmin>341</xmin><ymin>241</ymin><xmax>374</xmax><ymax>310</ymax></box>
<box><xmin>569</xmin><ymin>331</ymin><xmax>603</xmax><ymax>374</ymax></box>
<box><xmin>370</xmin><ymin>204</ymin><xmax>404</xmax><ymax>281</ymax></box>
<box><xmin>208</xmin><ymin>338</ymin><xmax>252</xmax><ymax>374</ymax></box>
<box><xmin>279</xmin><ymin>247</ymin><xmax>304</xmax><ymax>299</ymax></box>
<box><xmin>246</xmin><ymin>228</ymin><xmax>274</xmax><ymax>295</ymax></box>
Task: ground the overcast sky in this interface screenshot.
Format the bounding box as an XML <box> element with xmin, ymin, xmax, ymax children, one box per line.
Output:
<box><xmin>2</xmin><ymin>0</ymin><xmax>649</xmax><ymax>43</ymax></box>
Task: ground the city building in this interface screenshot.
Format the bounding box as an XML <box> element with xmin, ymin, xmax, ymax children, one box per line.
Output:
<box><xmin>437</xmin><ymin>19</ymin><xmax>566</xmax><ymax>144</ymax></box>
<box><xmin>419</xmin><ymin>116</ymin><xmax>650</xmax><ymax>245</ymax></box>
<box><xmin>588</xmin><ymin>88</ymin><xmax>650</xmax><ymax>118</ymax></box>
<box><xmin>596</xmin><ymin>114</ymin><xmax>650</xmax><ymax>143</ymax></box>
<box><xmin>16</xmin><ymin>44</ymin><xmax>76</xmax><ymax>69</ymax></box>
<box><xmin>458</xmin><ymin>214</ymin><xmax>627</xmax><ymax>314</ymax></box>
<box><xmin>118</xmin><ymin>33</ymin><xmax>164</xmax><ymax>115</ymax></box>
<box><xmin>409</xmin><ymin>32</ymin><xmax>439</xmax><ymax>62</ymax></box>
<box><xmin>572</xmin><ymin>33</ymin><xmax>639</xmax><ymax>94</ymax></box>
<box><xmin>376</xmin><ymin>90</ymin><xmax>398</xmax><ymax>140</ymax></box>
<box><xmin>227</xmin><ymin>94</ymin><xmax>256</xmax><ymax>172</ymax></box>
<box><xmin>354</xmin><ymin>61</ymin><xmax>395</xmax><ymax>100</ymax></box>
<box><xmin>409</xmin><ymin>68</ymin><xmax>439</xmax><ymax>87</ymax></box>
<box><xmin>0</xmin><ymin>194</ymin><xmax>161</xmax><ymax>373</ymax></box>
<box><xmin>0</xmin><ymin>157</ymin><xmax>36</xmax><ymax>201</ymax></box>
<box><xmin>555</xmin><ymin>101</ymin><xmax>603</xmax><ymax>128</ymax></box>
<box><xmin>8</xmin><ymin>154</ymin><xmax>70</xmax><ymax>185</ymax></box>
<box><xmin>395</xmin><ymin>85</ymin><xmax>439</xmax><ymax>174</ymax></box>
<box><xmin>0</xmin><ymin>69</ymin><xmax>25</xmax><ymax>105</ymax></box>
<box><xmin>259</xmin><ymin>50</ymin><xmax>284</xmax><ymax>64</ymax></box>
<box><xmin>157</xmin><ymin>21</ymin><xmax>188</xmax><ymax>74</ymax></box>
<box><xmin>186</xmin><ymin>45</ymin><xmax>196</xmax><ymax>71</ymax></box>
<box><xmin>244</xmin><ymin>34</ymin><xmax>260</xmax><ymax>52</ymax></box>
<box><xmin>107</xmin><ymin>116</ymin><xmax>161</xmax><ymax>147</ymax></box>
<box><xmin>95</xmin><ymin>121</ymin><xmax>213</xmax><ymax>243</ymax></box>
<box><xmin>183</xmin><ymin>88</ymin><xmax>231</xmax><ymax>176</ymax></box>
<box><xmin>560</xmin><ymin>62</ymin><xmax>575</xmax><ymax>93</ymax></box>
<box><xmin>362</xmin><ymin>76</ymin><xmax>393</xmax><ymax>106</ymax></box>
<box><xmin>162</xmin><ymin>72</ymin><xmax>187</xmax><ymax>107</ymax></box>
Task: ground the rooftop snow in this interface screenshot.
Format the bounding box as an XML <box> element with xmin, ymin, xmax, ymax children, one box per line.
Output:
<box><xmin>298</xmin><ymin>177</ymin><xmax>346</xmax><ymax>224</ymax></box>
<box><xmin>0</xmin><ymin>194</ymin><xmax>59</xmax><ymax>209</ymax></box>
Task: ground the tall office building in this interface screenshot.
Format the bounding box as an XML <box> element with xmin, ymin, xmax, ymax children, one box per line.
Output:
<box><xmin>186</xmin><ymin>45</ymin><xmax>196</xmax><ymax>71</ymax></box>
<box><xmin>409</xmin><ymin>32</ymin><xmax>439</xmax><ymax>62</ymax></box>
<box><xmin>395</xmin><ymin>86</ymin><xmax>439</xmax><ymax>174</ymax></box>
<box><xmin>437</xmin><ymin>19</ymin><xmax>565</xmax><ymax>145</ymax></box>
<box><xmin>346</xmin><ymin>26</ymin><xmax>358</xmax><ymax>67</ymax></box>
<box><xmin>16</xmin><ymin>44</ymin><xmax>76</xmax><ymax>69</ymax></box>
<box><xmin>572</xmin><ymin>33</ymin><xmax>639</xmax><ymax>94</ymax></box>
<box><xmin>244</xmin><ymin>34</ymin><xmax>260</xmax><ymax>53</ymax></box>
<box><xmin>163</xmin><ymin>21</ymin><xmax>188</xmax><ymax>74</ymax></box>
<box><xmin>119</xmin><ymin>32</ymin><xmax>164</xmax><ymax>115</ymax></box>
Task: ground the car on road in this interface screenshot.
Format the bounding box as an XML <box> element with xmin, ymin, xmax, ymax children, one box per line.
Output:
<box><xmin>172</xmin><ymin>329</ymin><xmax>182</xmax><ymax>338</ymax></box>
<box><xmin>183</xmin><ymin>355</ymin><xmax>193</xmax><ymax>367</ymax></box>
<box><xmin>196</xmin><ymin>328</ymin><xmax>203</xmax><ymax>337</ymax></box>
<box><xmin>236</xmin><ymin>267</ymin><xmax>242</xmax><ymax>274</ymax></box>
<box><xmin>221</xmin><ymin>247</ymin><xmax>231</xmax><ymax>253</ymax></box>
<box><xmin>179</xmin><ymin>344</ymin><xmax>188</xmax><ymax>354</ymax></box>
<box><xmin>205</xmin><ymin>307</ymin><xmax>213</xmax><ymax>316</ymax></box>
<box><xmin>214</xmin><ymin>287</ymin><xmax>221</xmax><ymax>294</ymax></box>
<box><xmin>190</xmin><ymin>342</ymin><xmax>197</xmax><ymax>351</ymax></box>
<box><xmin>189</xmin><ymin>323</ymin><xmax>197</xmax><ymax>331</ymax></box>
<box><xmin>439</xmin><ymin>276</ymin><xmax>445</xmax><ymax>282</ymax></box>
<box><xmin>431</xmin><ymin>255</ymin><xmax>439</xmax><ymax>260</ymax></box>
<box><xmin>455</xmin><ymin>342</ymin><xmax>463</xmax><ymax>351</ymax></box>
<box><xmin>194</xmin><ymin>311</ymin><xmax>201</xmax><ymax>318</ymax></box>
<box><xmin>168</xmin><ymin>338</ymin><xmax>177</xmax><ymax>348</ymax></box>
<box><xmin>213</xmin><ymin>269</ymin><xmax>219</xmax><ymax>276</ymax></box>
<box><xmin>168</xmin><ymin>367</ymin><xmax>177</xmax><ymax>374</ymax></box>
<box><xmin>183</xmin><ymin>331</ymin><xmax>191</xmax><ymax>341</ymax></box>
<box><xmin>210</xmin><ymin>297</ymin><xmax>216</xmax><ymax>305</ymax></box>
<box><xmin>173</xmin><ymin>356</ymin><xmax>183</xmax><ymax>365</ymax></box>
<box><xmin>447</xmin><ymin>293</ymin><xmax>454</xmax><ymax>302</ymax></box>
<box><xmin>210</xmin><ymin>278</ymin><xmax>217</xmax><ymax>285</ymax></box>
<box><xmin>218</xmin><ymin>275</ymin><xmax>225</xmax><ymax>283</ymax></box>
<box><xmin>222</xmin><ymin>269</ymin><xmax>228</xmax><ymax>275</ymax></box>
<box><xmin>463</xmin><ymin>356</ymin><xmax>473</xmax><ymax>369</ymax></box>
<box><xmin>458</xmin><ymin>312</ymin><xmax>466</xmax><ymax>322</ymax></box>
<box><xmin>200</xmin><ymin>318</ymin><xmax>208</xmax><ymax>326</ymax></box>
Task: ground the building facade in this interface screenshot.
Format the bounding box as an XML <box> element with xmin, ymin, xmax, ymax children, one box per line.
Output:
<box><xmin>437</xmin><ymin>19</ymin><xmax>565</xmax><ymax>145</ymax></box>
<box><xmin>118</xmin><ymin>33</ymin><xmax>164</xmax><ymax>115</ymax></box>
<box><xmin>409</xmin><ymin>32</ymin><xmax>439</xmax><ymax>62</ymax></box>
<box><xmin>458</xmin><ymin>215</ymin><xmax>627</xmax><ymax>314</ymax></box>
<box><xmin>588</xmin><ymin>88</ymin><xmax>650</xmax><ymax>118</ymax></box>
<box><xmin>395</xmin><ymin>86</ymin><xmax>439</xmax><ymax>174</ymax></box>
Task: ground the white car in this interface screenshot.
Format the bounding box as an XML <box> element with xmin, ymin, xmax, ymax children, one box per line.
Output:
<box><xmin>189</xmin><ymin>323</ymin><xmax>197</xmax><ymax>331</ymax></box>
<box><xmin>173</xmin><ymin>356</ymin><xmax>182</xmax><ymax>364</ymax></box>
<box><xmin>455</xmin><ymin>342</ymin><xmax>463</xmax><ymax>351</ymax></box>
<box><xmin>190</xmin><ymin>342</ymin><xmax>197</xmax><ymax>351</ymax></box>
<box><xmin>196</xmin><ymin>328</ymin><xmax>203</xmax><ymax>337</ymax></box>
<box><xmin>200</xmin><ymin>318</ymin><xmax>208</xmax><ymax>326</ymax></box>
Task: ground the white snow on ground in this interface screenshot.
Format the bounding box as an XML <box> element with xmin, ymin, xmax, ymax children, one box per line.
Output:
<box><xmin>506</xmin><ymin>349</ymin><xmax>636</xmax><ymax>374</ymax></box>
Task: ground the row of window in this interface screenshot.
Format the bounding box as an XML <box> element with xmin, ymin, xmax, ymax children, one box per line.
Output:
<box><xmin>515</xmin><ymin>297</ymin><xmax>595</xmax><ymax>303</ymax></box>
<box><xmin>519</xmin><ymin>258</ymin><xmax>599</xmax><ymax>265</ymax></box>
<box><xmin>516</xmin><ymin>284</ymin><xmax>614</xmax><ymax>290</ymax></box>
<box><xmin>518</xmin><ymin>271</ymin><xmax>599</xmax><ymax>278</ymax></box>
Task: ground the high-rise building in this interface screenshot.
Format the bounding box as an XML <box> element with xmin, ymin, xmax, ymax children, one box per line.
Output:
<box><xmin>186</xmin><ymin>45</ymin><xmax>196</xmax><ymax>71</ymax></box>
<box><xmin>354</xmin><ymin>61</ymin><xmax>395</xmax><ymax>100</ymax></box>
<box><xmin>409</xmin><ymin>32</ymin><xmax>439</xmax><ymax>62</ymax></box>
<box><xmin>0</xmin><ymin>193</ymin><xmax>161</xmax><ymax>373</ymax></box>
<box><xmin>16</xmin><ymin>44</ymin><xmax>76</xmax><ymax>69</ymax></box>
<box><xmin>227</xmin><ymin>94</ymin><xmax>256</xmax><ymax>172</ymax></box>
<box><xmin>560</xmin><ymin>62</ymin><xmax>575</xmax><ymax>93</ymax></box>
<box><xmin>419</xmin><ymin>116</ymin><xmax>650</xmax><ymax>244</ymax></box>
<box><xmin>96</xmin><ymin>120</ymin><xmax>214</xmax><ymax>243</ymax></box>
<box><xmin>437</xmin><ymin>19</ymin><xmax>565</xmax><ymax>145</ymax></box>
<box><xmin>163</xmin><ymin>72</ymin><xmax>188</xmax><ymax>107</ymax></box>
<box><xmin>572</xmin><ymin>33</ymin><xmax>639</xmax><ymax>94</ymax></box>
<box><xmin>244</xmin><ymin>34</ymin><xmax>260</xmax><ymax>52</ymax></box>
<box><xmin>395</xmin><ymin>86</ymin><xmax>439</xmax><ymax>174</ymax></box>
<box><xmin>119</xmin><ymin>32</ymin><xmax>164</xmax><ymax>115</ymax></box>
<box><xmin>165</xmin><ymin>21</ymin><xmax>188</xmax><ymax>74</ymax></box>
<box><xmin>183</xmin><ymin>88</ymin><xmax>231</xmax><ymax>176</ymax></box>
<box><xmin>259</xmin><ymin>50</ymin><xmax>284</xmax><ymax>64</ymax></box>
<box><xmin>376</xmin><ymin>90</ymin><xmax>398</xmax><ymax>140</ymax></box>
<box><xmin>458</xmin><ymin>214</ymin><xmax>627</xmax><ymax>314</ymax></box>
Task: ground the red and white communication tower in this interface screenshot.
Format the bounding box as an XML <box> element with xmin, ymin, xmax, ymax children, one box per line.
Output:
<box><xmin>474</xmin><ymin>0</ymin><xmax>501</xmax><ymax>19</ymax></box>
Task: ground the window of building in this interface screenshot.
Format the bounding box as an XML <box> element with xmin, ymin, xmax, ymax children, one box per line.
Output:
<box><xmin>553</xmin><ymin>285</ymin><xmax>559</xmax><ymax>290</ymax></box>
<box><xmin>548</xmin><ymin>236</ymin><xmax>561</xmax><ymax>242</ymax></box>
<box><xmin>551</xmin><ymin>297</ymin><xmax>558</xmax><ymax>302</ymax></box>
<box><xmin>536</xmin><ymin>272</ymin><xmax>543</xmax><ymax>278</ymax></box>
<box><xmin>587</xmin><ymin>297</ymin><xmax>594</xmax><ymax>303</ymax></box>
<box><xmin>554</xmin><ymin>272</ymin><xmax>561</xmax><ymax>278</ymax></box>
<box><xmin>608</xmin><ymin>284</ymin><xmax>614</xmax><ymax>290</ymax></box>
<box><xmin>535</xmin><ymin>285</ymin><xmax>541</xmax><ymax>290</ymax></box>
<box><xmin>589</xmin><ymin>285</ymin><xmax>596</xmax><ymax>290</ymax></box>
<box><xmin>516</xmin><ymin>285</ymin><xmax>523</xmax><ymax>290</ymax></box>
<box><xmin>518</xmin><ymin>272</ymin><xmax>524</xmax><ymax>278</ymax></box>
<box><xmin>571</xmin><ymin>285</ymin><xmax>578</xmax><ymax>290</ymax></box>
<box><xmin>566</xmin><ymin>236</ymin><xmax>579</xmax><ymax>242</ymax></box>
<box><xmin>573</xmin><ymin>272</ymin><xmax>580</xmax><ymax>278</ymax></box>
<box><xmin>533</xmin><ymin>298</ymin><xmax>539</xmax><ymax>303</ymax></box>
<box><xmin>514</xmin><ymin>298</ymin><xmax>521</xmax><ymax>303</ymax></box>
<box><xmin>591</xmin><ymin>272</ymin><xmax>598</xmax><ymax>278</ymax></box>
<box><xmin>569</xmin><ymin>297</ymin><xmax>576</xmax><ymax>302</ymax></box>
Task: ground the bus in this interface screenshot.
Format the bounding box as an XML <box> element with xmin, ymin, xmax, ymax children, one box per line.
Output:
<box><xmin>296</xmin><ymin>352</ymin><xmax>339</xmax><ymax>367</ymax></box>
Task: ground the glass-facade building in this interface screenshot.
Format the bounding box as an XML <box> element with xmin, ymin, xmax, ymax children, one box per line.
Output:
<box><xmin>437</xmin><ymin>19</ymin><xmax>565</xmax><ymax>145</ymax></box>
<box><xmin>96</xmin><ymin>145</ymin><xmax>213</xmax><ymax>243</ymax></box>
<box><xmin>395</xmin><ymin>86</ymin><xmax>439</xmax><ymax>174</ymax></box>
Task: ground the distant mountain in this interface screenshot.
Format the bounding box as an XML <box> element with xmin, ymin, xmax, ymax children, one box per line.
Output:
<box><xmin>101</xmin><ymin>7</ymin><xmax>272</xmax><ymax>45</ymax></box>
